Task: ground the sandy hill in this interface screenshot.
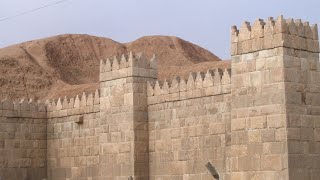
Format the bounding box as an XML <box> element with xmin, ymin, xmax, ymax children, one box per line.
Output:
<box><xmin>0</xmin><ymin>34</ymin><xmax>230</xmax><ymax>100</ymax></box>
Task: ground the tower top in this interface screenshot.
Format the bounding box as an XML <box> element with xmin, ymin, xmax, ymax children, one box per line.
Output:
<box><xmin>231</xmin><ymin>15</ymin><xmax>319</xmax><ymax>55</ymax></box>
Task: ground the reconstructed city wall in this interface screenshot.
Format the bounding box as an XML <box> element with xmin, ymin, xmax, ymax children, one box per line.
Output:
<box><xmin>147</xmin><ymin>69</ymin><xmax>231</xmax><ymax>179</ymax></box>
<box><xmin>0</xmin><ymin>15</ymin><xmax>319</xmax><ymax>180</ymax></box>
<box><xmin>46</xmin><ymin>91</ymin><xmax>100</xmax><ymax>180</ymax></box>
<box><xmin>0</xmin><ymin>99</ymin><xmax>47</xmax><ymax>180</ymax></box>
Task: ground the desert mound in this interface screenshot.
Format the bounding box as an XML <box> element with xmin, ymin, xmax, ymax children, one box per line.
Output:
<box><xmin>0</xmin><ymin>34</ymin><xmax>230</xmax><ymax>100</ymax></box>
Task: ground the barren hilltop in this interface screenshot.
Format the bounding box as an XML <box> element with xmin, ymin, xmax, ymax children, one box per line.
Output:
<box><xmin>0</xmin><ymin>34</ymin><xmax>230</xmax><ymax>100</ymax></box>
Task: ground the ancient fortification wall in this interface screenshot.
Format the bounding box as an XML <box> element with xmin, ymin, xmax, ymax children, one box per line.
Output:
<box><xmin>0</xmin><ymin>99</ymin><xmax>47</xmax><ymax>180</ymax></box>
<box><xmin>46</xmin><ymin>91</ymin><xmax>100</xmax><ymax>180</ymax></box>
<box><xmin>147</xmin><ymin>69</ymin><xmax>231</xmax><ymax>179</ymax></box>
<box><xmin>0</xmin><ymin>15</ymin><xmax>319</xmax><ymax>180</ymax></box>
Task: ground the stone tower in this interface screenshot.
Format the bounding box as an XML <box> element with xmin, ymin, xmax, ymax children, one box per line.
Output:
<box><xmin>229</xmin><ymin>16</ymin><xmax>320</xmax><ymax>180</ymax></box>
<box><xmin>99</xmin><ymin>52</ymin><xmax>157</xmax><ymax>179</ymax></box>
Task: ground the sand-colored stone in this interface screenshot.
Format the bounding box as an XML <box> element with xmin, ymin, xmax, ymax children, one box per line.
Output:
<box><xmin>0</xmin><ymin>16</ymin><xmax>320</xmax><ymax>180</ymax></box>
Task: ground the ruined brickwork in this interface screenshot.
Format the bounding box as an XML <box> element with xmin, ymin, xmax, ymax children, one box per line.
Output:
<box><xmin>0</xmin><ymin>16</ymin><xmax>319</xmax><ymax>180</ymax></box>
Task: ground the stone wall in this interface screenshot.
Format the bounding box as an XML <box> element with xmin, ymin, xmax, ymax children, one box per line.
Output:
<box><xmin>147</xmin><ymin>69</ymin><xmax>231</xmax><ymax>179</ymax></box>
<box><xmin>0</xmin><ymin>15</ymin><xmax>319</xmax><ymax>180</ymax></box>
<box><xmin>284</xmin><ymin>48</ymin><xmax>320</xmax><ymax>180</ymax></box>
<box><xmin>46</xmin><ymin>91</ymin><xmax>100</xmax><ymax>180</ymax></box>
<box><xmin>0</xmin><ymin>99</ymin><xmax>47</xmax><ymax>180</ymax></box>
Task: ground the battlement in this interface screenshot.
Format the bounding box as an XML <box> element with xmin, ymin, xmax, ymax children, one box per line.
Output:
<box><xmin>99</xmin><ymin>52</ymin><xmax>157</xmax><ymax>82</ymax></box>
<box><xmin>0</xmin><ymin>98</ymin><xmax>46</xmax><ymax>118</ymax></box>
<box><xmin>46</xmin><ymin>89</ymin><xmax>100</xmax><ymax>118</ymax></box>
<box><xmin>231</xmin><ymin>15</ymin><xmax>320</xmax><ymax>55</ymax></box>
<box><xmin>147</xmin><ymin>68</ymin><xmax>231</xmax><ymax>105</ymax></box>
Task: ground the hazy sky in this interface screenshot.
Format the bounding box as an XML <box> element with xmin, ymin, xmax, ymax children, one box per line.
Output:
<box><xmin>1</xmin><ymin>0</ymin><xmax>320</xmax><ymax>59</ymax></box>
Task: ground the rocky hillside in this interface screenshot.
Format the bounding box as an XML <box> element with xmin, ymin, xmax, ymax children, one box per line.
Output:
<box><xmin>0</xmin><ymin>34</ymin><xmax>230</xmax><ymax>100</ymax></box>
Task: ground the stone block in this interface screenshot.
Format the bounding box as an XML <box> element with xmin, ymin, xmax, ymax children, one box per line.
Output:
<box><xmin>248</xmin><ymin>116</ymin><xmax>267</xmax><ymax>129</ymax></box>
<box><xmin>248</xmin><ymin>130</ymin><xmax>261</xmax><ymax>143</ymax></box>
<box><xmin>261</xmin><ymin>129</ymin><xmax>275</xmax><ymax>142</ymax></box>
<box><xmin>301</xmin><ymin>128</ymin><xmax>314</xmax><ymax>141</ymax></box>
<box><xmin>238</xmin><ymin>155</ymin><xmax>260</xmax><ymax>171</ymax></box>
<box><xmin>264</xmin><ymin>142</ymin><xmax>287</xmax><ymax>154</ymax></box>
<box><xmin>267</xmin><ymin>114</ymin><xmax>286</xmax><ymax>128</ymax></box>
<box><xmin>231</xmin><ymin>131</ymin><xmax>248</xmax><ymax>145</ymax></box>
<box><xmin>210</xmin><ymin>123</ymin><xmax>226</xmax><ymax>135</ymax></box>
<box><xmin>264</xmin><ymin>35</ymin><xmax>274</xmax><ymax>49</ymax></box>
<box><xmin>287</xmin><ymin>128</ymin><xmax>300</xmax><ymax>140</ymax></box>
<box><xmin>315</xmin><ymin>128</ymin><xmax>320</xmax><ymax>141</ymax></box>
<box><xmin>231</xmin><ymin>118</ymin><xmax>246</xmax><ymax>131</ymax></box>
<box><xmin>261</xmin><ymin>155</ymin><xmax>283</xmax><ymax>171</ymax></box>
<box><xmin>275</xmin><ymin>128</ymin><xmax>287</xmax><ymax>141</ymax></box>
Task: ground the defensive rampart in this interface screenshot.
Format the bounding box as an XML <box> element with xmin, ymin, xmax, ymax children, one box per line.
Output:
<box><xmin>147</xmin><ymin>68</ymin><xmax>231</xmax><ymax>179</ymax></box>
<box><xmin>0</xmin><ymin>15</ymin><xmax>319</xmax><ymax>180</ymax></box>
<box><xmin>0</xmin><ymin>99</ymin><xmax>47</xmax><ymax>179</ymax></box>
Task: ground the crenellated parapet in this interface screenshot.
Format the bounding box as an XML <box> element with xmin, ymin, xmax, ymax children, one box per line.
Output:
<box><xmin>46</xmin><ymin>89</ymin><xmax>100</xmax><ymax>118</ymax></box>
<box><xmin>147</xmin><ymin>68</ymin><xmax>231</xmax><ymax>105</ymax></box>
<box><xmin>231</xmin><ymin>15</ymin><xmax>319</xmax><ymax>55</ymax></box>
<box><xmin>0</xmin><ymin>98</ymin><xmax>46</xmax><ymax>119</ymax></box>
<box><xmin>99</xmin><ymin>52</ymin><xmax>157</xmax><ymax>82</ymax></box>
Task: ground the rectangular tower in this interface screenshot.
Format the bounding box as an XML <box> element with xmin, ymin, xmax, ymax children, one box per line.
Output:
<box><xmin>99</xmin><ymin>52</ymin><xmax>157</xmax><ymax>179</ymax></box>
<box><xmin>229</xmin><ymin>16</ymin><xmax>320</xmax><ymax>180</ymax></box>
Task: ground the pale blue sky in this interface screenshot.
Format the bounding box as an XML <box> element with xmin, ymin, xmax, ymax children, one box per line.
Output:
<box><xmin>0</xmin><ymin>0</ymin><xmax>319</xmax><ymax>59</ymax></box>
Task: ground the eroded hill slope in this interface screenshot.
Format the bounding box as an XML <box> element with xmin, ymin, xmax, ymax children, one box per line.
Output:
<box><xmin>0</xmin><ymin>34</ymin><xmax>230</xmax><ymax>100</ymax></box>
